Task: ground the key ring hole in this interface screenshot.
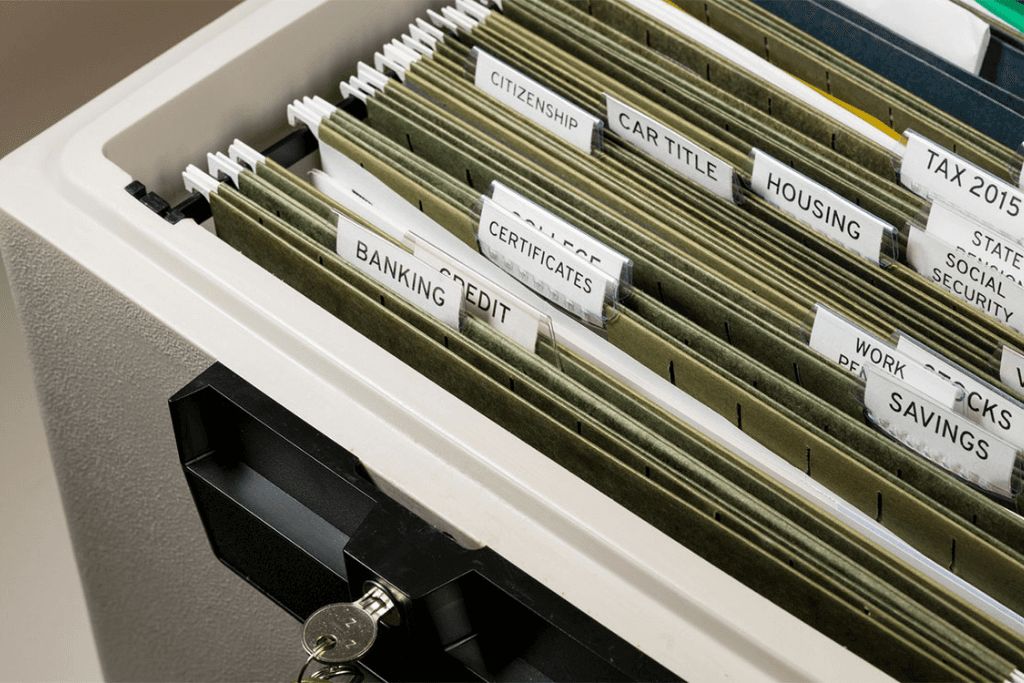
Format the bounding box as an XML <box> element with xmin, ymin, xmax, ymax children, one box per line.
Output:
<box><xmin>315</xmin><ymin>634</ymin><xmax>338</xmax><ymax>653</ymax></box>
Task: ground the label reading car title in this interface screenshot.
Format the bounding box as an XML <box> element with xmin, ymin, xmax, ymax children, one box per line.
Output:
<box><xmin>476</xmin><ymin>197</ymin><xmax>610</xmax><ymax>323</ymax></box>
<box><xmin>604</xmin><ymin>94</ymin><xmax>734</xmax><ymax>202</ymax></box>
<box><xmin>751</xmin><ymin>149</ymin><xmax>890</xmax><ymax>263</ymax></box>
<box><xmin>473</xmin><ymin>48</ymin><xmax>600</xmax><ymax>154</ymax></box>
<box><xmin>335</xmin><ymin>216</ymin><xmax>464</xmax><ymax>331</ymax></box>
<box><xmin>901</xmin><ymin>131</ymin><xmax>1024</xmax><ymax>238</ymax></box>
<box><xmin>807</xmin><ymin>305</ymin><xmax>960</xmax><ymax>407</ymax></box>
<box><xmin>906</xmin><ymin>226</ymin><xmax>1024</xmax><ymax>333</ymax></box>
<box><xmin>864</xmin><ymin>367</ymin><xmax>1017</xmax><ymax>499</ymax></box>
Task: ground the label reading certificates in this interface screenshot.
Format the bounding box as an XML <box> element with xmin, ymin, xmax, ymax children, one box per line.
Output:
<box><xmin>477</xmin><ymin>197</ymin><xmax>610</xmax><ymax>325</ymax></box>
<box><xmin>901</xmin><ymin>131</ymin><xmax>1024</xmax><ymax>238</ymax></box>
<box><xmin>410</xmin><ymin>234</ymin><xmax>548</xmax><ymax>351</ymax></box>
<box><xmin>808</xmin><ymin>305</ymin><xmax>960</xmax><ymax>407</ymax></box>
<box><xmin>906</xmin><ymin>226</ymin><xmax>1024</xmax><ymax>332</ymax></box>
<box><xmin>864</xmin><ymin>367</ymin><xmax>1018</xmax><ymax>500</ymax></box>
<box><xmin>751</xmin><ymin>149</ymin><xmax>890</xmax><ymax>264</ymax></box>
<box><xmin>473</xmin><ymin>48</ymin><xmax>601</xmax><ymax>154</ymax></box>
<box><xmin>336</xmin><ymin>216</ymin><xmax>464</xmax><ymax>331</ymax></box>
<box><xmin>604</xmin><ymin>94</ymin><xmax>734</xmax><ymax>202</ymax></box>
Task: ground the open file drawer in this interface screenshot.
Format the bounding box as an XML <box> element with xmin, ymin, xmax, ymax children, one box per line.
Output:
<box><xmin>0</xmin><ymin>0</ymin><xmax>890</xmax><ymax>680</ymax></box>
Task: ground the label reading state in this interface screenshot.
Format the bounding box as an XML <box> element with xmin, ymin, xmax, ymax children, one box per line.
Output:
<box><xmin>901</xmin><ymin>131</ymin><xmax>1024</xmax><ymax>237</ymax></box>
<box><xmin>336</xmin><ymin>216</ymin><xmax>464</xmax><ymax>331</ymax></box>
<box><xmin>864</xmin><ymin>367</ymin><xmax>1018</xmax><ymax>499</ymax></box>
<box><xmin>477</xmin><ymin>197</ymin><xmax>610</xmax><ymax>324</ymax></box>
<box><xmin>604</xmin><ymin>94</ymin><xmax>734</xmax><ymax>202</ymax></box>
<box><xmin>751</xmin><ymin>149</ymin><xmax>890</xmax><ymax>264</ymax></box>
<box><xmin>1001</xmin><ymin>345</ymin><xmax>1024</xmax><ymax>393</ymax></box>
<box><xmin>907</xmin><ymin>226</ymin><xmax>1024</xmax><ymax>332</ymax></box>
<box><xmin>490</xmin><ymin>181</ymin><xmax>630</xmax><ymax>295</ymax></box>
<box><xmin>808</xmin><ymin>305</ymin><xmax>960</xmax><ymax>407</ymax></box>
<box><xmin>473</xmin><ymin>48</ymin><xmax>600</xmax><ymax>155</ymax></box>
<box><xmin>895</xmin><ymin>334</ymin><xmax>1024</xmax><ymax>446</ymax></box>
<box><xmin>410</xmin><ymin>234</ymin><xmax>548</xmax><ymax>351</ymax></box>
<box><xmin>926</xmin><ymin>202</ymin><xmax>1024</xmax><ymax>286</ymax></box>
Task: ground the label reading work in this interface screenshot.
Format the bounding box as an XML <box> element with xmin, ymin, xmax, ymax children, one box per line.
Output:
<box><xmin>864</xmin><ymin>367</ymin><xmax>1018</xmax><ymax>500</ymax></box>
<box><xmin>751</xmin><ymin>149</ymin><xmax>890</xmax><ymax>264</ymax></box>
<box><xmin>410</xmin><ymin>234</ymin><xmax>548</xmax><ymax>351</ymax></box>
<box><xmin>906</xmin><ymin>226</ymin><xmax>1024</xmax><ymax>332</ymax></box>
<box><xmin>895</xmin><ymin>334</ymin><xmax>1024</xmax><ymax>446</ymax></box>
<box><xmin>808</xmin><ymin>305</ymin><xmax>960</xmax><ymax>407</ymax></box>
<box><xmin>926</xmin><ymin>202</ymin><xmax>1024</xmax><ymax>286</ymax></box>
<box><xmin>1001</xmin><ymin>345</ymin><xmax>1024</xmax><ymax>393</ymax></box>
<box><xmin>336</xmin><ymin>216</ymin><xmax>464</xmax><ymax>331</ymax></box>
<box><xmin>473</xmin><ymin>48</ymin><xmax>601</xmax><ymax>155</ymax></box>
<box><xmin>476</xmin><ymin>197</ymin><xmax>610</xmax><ymax>324</ymax></box>
<box><xmin>901</xmin><ymin>131</ymin><xmax>1024</xmax><ymax>238</ymax></box>
<box><xmin>489</xmin><ymin>181</ymin><xmax>631</xmax><ymax>295</ymax></box>
<box><xmin>604</xmin><ymin>94</ymin><xmax>734</xmax><ymax>202</ymax></box>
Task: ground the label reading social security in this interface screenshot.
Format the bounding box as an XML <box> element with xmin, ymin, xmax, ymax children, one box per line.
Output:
<box><xmin>926</xmin><ymin>202</ymin><xmax>1024</xmax><ymax>286</ymax></box>
<box><xmin>751</xmin><ymin>149</ymin><xmax>890</xmax><ymax>264</ymax></box>
<box><xmin>605</xmin><ymin>94</ymin><xmax>734</xmax><ymax>202</ymax></box>
<box><xmin>901</xmin><ymin>131</ymin><xmax>1024</xmax><ymax>238</ymax></box>
<box><xmin>474</xmin><ymin>48</ymin><xmax>600</xmax><ymax>154</ymax></box>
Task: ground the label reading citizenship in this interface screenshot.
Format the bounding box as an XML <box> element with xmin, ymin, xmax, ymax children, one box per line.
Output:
<box><xmin>477</xmin><ymin>197</ymin><xmax>609</xmax><ymax>323</ymax></box>
<box><xmin>335</xmin><ymin>217</ymin><xmax>464</xmax><ymax>331</ymax></box>
<box><xmin>901</xmin><ymin>131</ymin><xmax>1024</xmax><ymax>237</ymax></box>
<box><xmin>489</xmin><ymin>181</ymin><xmax>630</xmax><ymax>294</ymax></box>
<box><xmin>906</xmin><ymin>226</ymin><xmax>1024</xmax><ymax>333</ymax></box>
<box><xmin>896</xmin><ymin>334</ymin><xmax>1024</xmax><ymax>446</ymax></box>
<box><xmin>864</xmin><ymin>367</ymin><xmax>1017</xmax><ymax>500</ymax></box>
<box><xmin>808</xmin><ymin>305</ymin><xmax>960</xmax><ymax>407</ymax></box>
<box><xmin>926</xmin><ymin>202</ymin><xmax>1024</xmax><ymax>287</ymax></box>
<box><xmin>604</xmin><ymin>94</ymin><xmax>734</xmax><ymax>202</ymax></box>
<box><xmin>750</xmin><ymin>149</ymin><xmax>889</xmax><ymax>264</ymax></box>
<box><xmin>473</xmin><ymin>49</ymin><xmax>600</xmax><ymax>155</ymax></box>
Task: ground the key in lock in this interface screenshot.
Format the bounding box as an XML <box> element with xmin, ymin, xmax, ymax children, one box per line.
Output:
<box><xmin>302</xmin><ymin>583</ymin><xmax>397</xmax><ymax>665</ymax></box>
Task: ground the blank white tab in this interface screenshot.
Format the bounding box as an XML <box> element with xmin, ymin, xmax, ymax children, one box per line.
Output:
<box><xmin>808</xmin><ymin>305</ymin><xmax>960</xmax><ymax>407</ymax></box>
<box><xmin>864</xmin><ymin>367</ymin><xmax>1018</xmax><ymax>500</ymax></box>
<box><xmin>751</xmin><ymin>149</ymin><xmax>890</xmax><ymax>264</ymax></box>
<box><xmin>906</xmin><ymin>226</ymin><xmax>1024</xmax><ymax>333</ymax></box>
<box><xmin>605</xmin><ymin>94</ymin><xmax>734</xmax><ymax>202</ymax></box>
<box><xmin>473</xmin><ymin>48</ymin><xmax>601</xmax><ymax>154</ymax></box>
<box><xmin>831</xmin><ymin>0</ymin><xmax>990</xmax><ymax>75</ymax></box>
<box><xmin>335</xmin><ymin>216</ymin><xmax>464</xmax><ymax>331</ymax></box>
<box><xmin>410</xmin><ymin>234</ymin><xmax>547</xmax><ymax>351</ymax></box>
<box><xmin>901</xmin><ymin>132</ymin><xmax>1024</xmax><ymax>237</ymax></box>
<box><xmin>489</xmin><ymin>181</ymin><xmax>631</xmax><ymax>295</ymax></box>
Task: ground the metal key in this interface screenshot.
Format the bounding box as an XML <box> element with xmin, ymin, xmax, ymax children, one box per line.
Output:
<box><xmin>302</xmin><ymin>584</ymin><xmax>396</xmax><ymax>665</ymax></box>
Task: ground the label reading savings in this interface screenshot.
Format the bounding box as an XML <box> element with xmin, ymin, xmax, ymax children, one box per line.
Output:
<box><xmin>336</xmin><ymin>217</ymin><xmax>464</xmax><ymax>331</ymax></box>
<box><xmin>477</xmin><ymin>198</ymin><xmax>610</xmax><ymax>323</ymax></box>
<box><xmin>473</xmin><ymin>48</ymin><xmax>600</xmax><ymax>155</ymax></box>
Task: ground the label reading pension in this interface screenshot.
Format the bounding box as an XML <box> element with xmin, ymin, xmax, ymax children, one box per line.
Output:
<box><xmin>864</xmin><ymin>367</ymin><xmax>1018</xmax><ymax>500</ymax></box>
<box><xmin>604</xmin><ymin>94</ymin><xmax>734</xmax><ymax>202</ymax></box>
<box><xmin>901</xmin><ymin>131</ymin><xmax>1024</xmax><ymax>237</ymax></box>
<box><xmin>1000</xmin><ymin>345</ymin><xmax>1024</xmax><ymax>393</ymax></box>
<box><xmin>410</xmin><ymin>234</ymin><xmax>548</xmax><ymax>351</ymax></box>
<box><xmin>808</xmin><ymin>305</ymin><xmax>960</xmax><ymax>407</ymax></box>
<box><xmin>489</xmin><ymin>181</ymin><xmax>630</xmax><ymax>295</ymax></box>
<box><xmin>750</xmin><ymin>149</ymin><xmax>890</xmax><ymax>264</ymax></box>
<box><xmin>907</xmin><ymin>226</ymin><xmax>1024</xmax><ymax>333</ymax></box>
<box><xmin>473</xmin><ymin>48</ymin><xmax>600</xmax><ymax>154</ymax></box>
<box><xmin>926</xmin><ymin>202</ymin><xmax>1024</xmax><ymax>286</ymax></box>
<box><xmin>477</xmin><ymin>197</ymin><xmax>610</xmax><ymax>324</ymax></box>
<box><xmin>895</xmin><ymin>334</ymin><xmax>1024</xmax><ymax>447</ymax></box>
<box><xmin>335</xmin><ymin>216</ymin><xmax>464</xmax><ymax>331</ymax></box>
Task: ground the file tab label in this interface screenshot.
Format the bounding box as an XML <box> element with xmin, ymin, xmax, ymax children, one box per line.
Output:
<box><xmin>1001</xmin><ymin>345</ymin><xmax>1024</xmax><ymax>393</ymax></box>
<box><xmin>605</xmin><ymin>94</ymin><xmax>734</xmax><ymax>201</ymax></box>
<box><xmin>864</xmin><ymin>367</ymin><xmax>1017</xmax><ymax>500</ymax></box>
<box><xmin>477</xmin><ymin>197</ymin><xmax>609</xmax><ymax>325</ymax></box>
<box><xmin>901</xmin><ymin>131</ymin><xmax>1024</xmax><ymax>237</ymax></box>
<box><xmin>926</xmin><ymin>202</ymin><xmax>1024</xmax><ymax>286</ymax></box>
<box><xmin>808</xmin><ymin>305</ymin><xmax>960</xmax><ymax>407</ymax></box>
<box><xmin>336</xmin><ymin>216</ymin><xmax>464</xmax><ymax>331</ymax></box>
<box><xmin>473</xmin><ymin>48</ymin><xmax>601</xmax><ymax>154</ymax></box>
<box><xmin>751</xmin><ymin>149</ymin><xmax>889</xmax><ymax>263</ymax></box>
